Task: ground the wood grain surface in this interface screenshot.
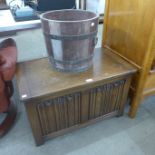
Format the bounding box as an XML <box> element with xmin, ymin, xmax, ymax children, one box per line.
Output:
<box><xmin>103</xmin><ymin>0</ymin><xmax>155</xmax><ymax>67</ymax></box>
<box><xmin>103</xmin><ymin>0</ymin><xmax>155</xmax><ymax>118</ymax></box>
<box><xmin>16</xmin><ymin>47</ymin><xmax>136</xmax><ymax>102</ymax></box>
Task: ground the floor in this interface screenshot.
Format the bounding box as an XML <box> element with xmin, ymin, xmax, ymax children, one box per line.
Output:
<box><xmin>1</xmin><ymin>26</ymin><xmax>155</xmax><ymax>155</ymax></box>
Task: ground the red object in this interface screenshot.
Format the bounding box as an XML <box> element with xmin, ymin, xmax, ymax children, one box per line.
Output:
<box><xmin>0</xmin><ymin>38</ymin><xmax>17</xmax><ymax>112</ymax></box>
<box><xmin>0</xmin><ymin>38</ymin><xmax>17</xmax><ymax>137</ymax></box>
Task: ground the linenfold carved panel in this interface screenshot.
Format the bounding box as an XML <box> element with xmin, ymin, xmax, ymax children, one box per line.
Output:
<box><xmin>37</xmin><ymin>80</ymin><xmax>126</xmax><ymax>136</ymax></box>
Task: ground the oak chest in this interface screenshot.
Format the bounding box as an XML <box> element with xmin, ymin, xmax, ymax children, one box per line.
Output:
<box><xmin>16</xmin><ymin>48</ymin><xmax>136</xmax><ymax>145</ymax></box>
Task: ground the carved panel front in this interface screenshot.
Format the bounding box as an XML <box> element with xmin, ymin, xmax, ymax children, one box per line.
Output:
<box><xmin>37</xmin><ymin>80</ymin><xmax>126</xmax><ymax>136</ymax></box>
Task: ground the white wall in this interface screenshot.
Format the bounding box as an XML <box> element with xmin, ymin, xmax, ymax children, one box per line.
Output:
<box><xmin>86</xmin><ymin>0</ymin><xmax>105</xmax><ymax>14</ymax></box>
<box><xmin>98</xmin><ymin>0</ymin><xmax>105</xmax><ymax>14</ymax></box>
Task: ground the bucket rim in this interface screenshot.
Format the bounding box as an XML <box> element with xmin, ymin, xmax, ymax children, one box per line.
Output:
<box><xmin>40</xmin><ymin>9</ymin><xmax>99</xmax><ymax>23</ymax></box>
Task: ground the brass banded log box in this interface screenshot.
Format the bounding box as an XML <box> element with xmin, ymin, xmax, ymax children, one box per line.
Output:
<box><xmin>16</xmin><ymin>48</ymin><xmax>136</xmax><ymax>146</ymax></box>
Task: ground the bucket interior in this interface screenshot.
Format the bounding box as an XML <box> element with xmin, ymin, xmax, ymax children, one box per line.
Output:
<box><xmin>41</xmin><ymin>10</ymin><xmax>98</xmax><ymax>22</ymax></box>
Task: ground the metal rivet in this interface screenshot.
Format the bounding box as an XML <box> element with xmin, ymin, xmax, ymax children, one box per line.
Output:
<box><xmin>91</xmin><ymin>22</ymin><xmax>95</xmax><ymax>27</ymax></box>
<box><xmin>86</xmin><ymin>79</ymin><xmax>94</xmax><ymax>83</ymax></box>
<box><xmin>22</xmin><ymin>94</ymin><xmax>27</xmax><ymax>98</ymax></box>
